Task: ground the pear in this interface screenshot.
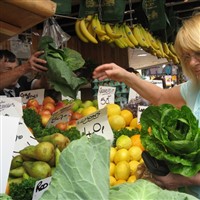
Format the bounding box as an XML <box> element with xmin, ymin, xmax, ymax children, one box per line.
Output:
<box><xmin>10</xmin><ymin>155</ymin><xmax>24</xmax><ymax>169</ymax></box>
<box><xmin>9</xmin><ymin>166</ymin><xmax>26</xmax><ymax>178</ymax></box>
<box><xmin>23</xmin><ymin>161</ymin><xmax>51</xmax><ymax>179</ymax></box>
<box><xmin>8</xmin><ymin>177</ymin><xmax>23</xmax><ymax>185</ymax></box>
<box><xmin>36</xmin><ymin>133</ymin><xmax>70</xmax><ymax>151</ymax></box>
<box><xmin>19</xmin><ymin>142</ymin><xmax>55</xmax><ymax>162</ymax></box>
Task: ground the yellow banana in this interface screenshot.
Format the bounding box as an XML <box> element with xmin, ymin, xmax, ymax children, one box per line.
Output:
<box><xmin>91</xmin><ymin>14</ymin><xmax>106</xmax><ymax>36</ymax></box>
<box><xmin>124</xmin><ymin>24</ymin><xmax>139</xmax><ymax>46</ymax></box>
<box><xmin>105</xmin><ymin>23</ymin><xmax>122</xmax><ymax>39</ymax></box>
<box><xmin>132</xmin><ymin>24</ymin><xmax>149</xmax><ymax>48</ymax></box>
<box><xmin>139</xmin><ymin>26</ymin><xmax>152</xmax><ymax>49</ymax></box>
<box><xmin>156</xmin><ymin>39</ymin><xmax>165</xmax><ymax>58</ymax></box>
<box><xmin>79</xmin><ymin>18</ymin><xmax>98</xmax><ymax>44</ymax></box>
<box><xmin>168</xmin><ymin>43</ymin><xmax>177</xmax><ymax>55</ymax></box>
<box><xmin>113</xmin><ymin>24</ymin><xmax>127</xmax><ymax>48</ymax></box>
<box><xmin>146</xmin><ymin>31</ymin><xmax>159</xmax><ymax>50</ymax></box>
<box><xmin>162</xmin><ymin>42</ymin><xmax>170</xmax><ymax>55</ymax></box>
<box><xmin>87</xmin><ymin>21</ymin><xmax>97</xmax><ymax>38</ymax></box>
<box><xmin>75</xmin><ymin>19</ymin><xmax>89</xmax><ymax>43</ymax></box>
<box><xmin>120</xmin><ymin>24</ymin><xmax>135</xmax><ymax>48</ymax></box>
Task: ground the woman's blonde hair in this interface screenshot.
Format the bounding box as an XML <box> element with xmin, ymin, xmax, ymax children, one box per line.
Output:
<box><xmin>174</xmin><ymin>13</ymin><xmax>200</xmax><ymax>82</ymax></box>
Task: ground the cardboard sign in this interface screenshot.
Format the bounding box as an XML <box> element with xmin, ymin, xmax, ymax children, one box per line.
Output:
<box><xmin>46</xmin><ymin>104</ymin><xmax>72</xmax><ymax>127</ymax></box>
<box><xmin>128</xmin><ymin>88</ymin><xmax>140</xmax><ymax>103</ymax></box>
<box><xmin>19</xmin><ymin>89</ymin><xmax>45</xmax><ymax>105</ymax></box>
<box><xmin>0</xmin><ymin>97</ymin><xmax>38</xmax><ymax>156</ymax></box>
<box><xmin>32</xmin><ymin>177</ymin><xmax>52</xmax><ymax>200</ymax></box>
<box><xmin>0</xmin><ymin>115</ymin><xmax>20</xmax><ymax>193</ymax></box>
<box><xmin>76</xmin><ymin>107</ymin><xmax>114</xmax><ymax>142</ymax></box>
<box><xmin>137</xmin><ymin>105</ymin><xmax>148</xmax><ymax>123</ymax></box>
<box><xmin>97</xmin><ymin>86</ymin><xmax>116</xmax><ymax>109</ymax></box>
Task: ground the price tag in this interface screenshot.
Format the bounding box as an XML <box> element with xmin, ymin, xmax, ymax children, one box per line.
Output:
<box><xmin>32</xmin><ymin>177</ymin><xmax>52</xmax><ymax>200</ymax></box>
<box><xmin>0</xmin><ymin>115</ymin><xmax>20</xmax><ymax>193</ymax></box>
<box><xmin>0</xmin><ymin>96</ymin><xmax>23</xmax><ymax>116</ymax></box>
<box><xmin>46</xmin><ymin>104</ymin><xmax>72</xmax><ymax>127</ymax></box>
<box><xmin>97</xmin><ymin>86</ymin><xmax>116</xmax><ymax>109</ymax></box>
<box><xmin>19</xmin><ymin>89</ymin><xmax>45</xmax><ymax>105</ymax></box>
<box><xmin>128</xmin><ymin>88</ymin><xmax>140</xmax><ymax>102</ymax></box>
<box><xmin>147</xmin><ymin>80</ymin><xmax>163</xmax><ymax>88</ymax></box>
<box><xmin>137</xmin><ymin>105</ymin><xmax>148</xmax><ymax>123</ymax></box>
<box><xmin>76</xmin><ymin>107</ymin><xmax>114</xmax><ymax>142</ymax></box>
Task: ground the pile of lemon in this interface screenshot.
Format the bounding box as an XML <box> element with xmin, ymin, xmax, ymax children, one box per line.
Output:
<box><xmin>106</xmin><ymin>103</ymin><xmax>141</xmax><ymax>131</ymax></box>
<box><xmin>109</xmin><ymin>134</ymin><xmax>145</xmax><ymax>186</ymax></box>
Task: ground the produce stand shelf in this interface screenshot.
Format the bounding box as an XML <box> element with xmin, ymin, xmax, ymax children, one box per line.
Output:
<box><xmin>0</xmin><ymin>0</ymin><xmax>57</xmax><ymax>42</ymax></box>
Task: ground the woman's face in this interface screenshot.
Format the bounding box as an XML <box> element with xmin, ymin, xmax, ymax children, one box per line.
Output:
<box><xmin>182</xmin><ymin>51</ymin><xmax>200</xmax><ymax>79</ymax></box>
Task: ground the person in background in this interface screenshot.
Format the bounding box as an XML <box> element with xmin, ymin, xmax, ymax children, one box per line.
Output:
<box><xmin>0</xmin><ymin>49</ymin><xmax>49</xmax><ymax>97</ymax></box>
<box><xmin>93</xmin><ymin>14</ymin><xmax>200</xmax><ymax>198</ymax></box>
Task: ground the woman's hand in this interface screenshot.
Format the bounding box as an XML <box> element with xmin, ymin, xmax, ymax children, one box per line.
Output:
<box><xmin>93</xmin><ymin>63</ymin><xmax>129</xmax><ymax>82</ymax></box>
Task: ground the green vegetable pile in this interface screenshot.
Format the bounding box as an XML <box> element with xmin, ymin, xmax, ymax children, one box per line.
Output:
<box><xmin>38</xmin><ymin>36</ymin><xmax>88</xmax><ymax>99</ymax></box>
<box><xmin>39</xmin><ymin>135</ymin><xmax>198</xmax><ymax>200</ymax></box>
<box><xmin>140</xmin><ymin>104</ymin><xmax>200</xmax><ymax>177</ymax></box>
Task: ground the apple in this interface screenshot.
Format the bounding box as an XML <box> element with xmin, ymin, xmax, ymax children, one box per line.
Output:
<box><xmin>26</xmin><ymin>99</ymin><xmax>39</xmax><ymax>108</ymax></box>
<box><xmin>55</xmin><ymin>101</ymin><xmax>65</xmax><ymax>111</ymax></box>
<box><xmin>41</xmin><ymin>113</ymin><xmax>51</xmax><ymax>127</ymax></box>
<box><xmin>81</xmin><ymin>100</ymin><xmax>93</xmax><ymax>108</ymax></box>
<box><xmin>55</xmin><ymin>122</ymin><xmax>68</xmax><ymax>131</ymax></box>
<box><xmin>39</xmin><ymin>109</ymin><xmax>52</xmax><ymax>116</ymax></box>
<box><xmin>43</xmin><ymin>102</ymin><xmax>56</xmax><ymax>114</ymax></box>
<box><xmin>43</xmin><ymin>96</ymin><xmax>56</xmax><ymax>105</ymax></box>
<box><xmin>71</xmin><ymin>111</ymin><xmax>83</xmax><ymax>120</ymax></box>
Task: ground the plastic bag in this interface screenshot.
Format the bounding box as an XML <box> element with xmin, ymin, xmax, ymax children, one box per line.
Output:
<box><xmin>42</xmin><ymin>17</ymin><xmax>71</xmax><ymax>48</ymax></box>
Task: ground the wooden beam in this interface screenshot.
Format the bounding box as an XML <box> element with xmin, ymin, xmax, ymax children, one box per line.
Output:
<box><xmin>0</xmin><ymin>21</ymin><xmax>21</xmax><ymax>36</ymax></box>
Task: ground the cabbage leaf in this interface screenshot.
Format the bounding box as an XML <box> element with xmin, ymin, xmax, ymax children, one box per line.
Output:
<box><xmin>40</xmin><ymin>135</ymin><xmax>198</xmax><ymax>200</ymax></box>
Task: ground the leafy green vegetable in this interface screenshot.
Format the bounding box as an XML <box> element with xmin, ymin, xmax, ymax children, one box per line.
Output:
<box><xmin>38</xmin><ymin>36</ymin><xmax>88</xmax><ymax>98</ymax></box>
<box><xmin>40</xmin><ymin>134</ymin><xmax>198</xmax><ymax>200</ymax></box>
<box><xmin>140</xmin><ymin>104</ymin><xmax>200</xmax><ymax>177</ymax></box>
<box><xmin>0</xmin><ymin>194</ymin><xmax>13</xmax><ymax>200</ymax></box>
<box><xmin>109</xmin><ymin>179</ymin><xmax>198</xmax><ymax>200</ymax></box>
<box><xmin>9</xmin><ymin>177</ymin><xmax>38</xmax><ymax>200</ymax></box>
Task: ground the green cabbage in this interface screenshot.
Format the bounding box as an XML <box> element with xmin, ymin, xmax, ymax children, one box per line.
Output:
<box><xmin>140</xmin><ymin>104</ymin><xmax>200</xmax><ymax>177</ymax></box>
<box><xmin>40</xmin><ymin>135</ymin><xmax>198</xmax><ymax>200</ymax></box>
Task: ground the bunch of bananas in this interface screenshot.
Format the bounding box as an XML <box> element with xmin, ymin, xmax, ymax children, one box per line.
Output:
<box><xmin>74</xmin><ymin>14</ymin><xmax>180</xmax><ymax>64</ymax></box>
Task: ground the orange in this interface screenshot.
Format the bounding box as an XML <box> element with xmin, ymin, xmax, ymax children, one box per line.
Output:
<box><xmin>120</xmin><ymin>109</ymin><xmax>133</xmax><ymax>126</ymax></box>
<box><xmin>130</xmin><ymin>134</ymin><xmax>144</xmax><ymax>151</ymax></box>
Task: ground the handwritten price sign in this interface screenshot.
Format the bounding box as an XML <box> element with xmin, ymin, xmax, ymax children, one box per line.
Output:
<box><xmin>32</xmin><ymin>177</ymin><xmax>52</xmax><ymax>200</ymax></box>
<box><xmin>76</xmin><ymin>107</ymin><xmax>114</xmax><ymax>142</ymax></box>
<box><xmin>137</xmin><ymin>105</ymin><xmax>148</xmax><ymax>123</ymax></box>
<box><xmin>97</xmin><ymin>86</ymin><xmax>116</xmax><ymax>109</ymax></box>
<box><xmin>19</xmin><ymin>89</ymin><xmax>44</xmax><ymax>105</ymax></box>
<box><xmin>46</xmin><ymin>104</ymin><xmax>72</xmax><ymax>127</ymax></box>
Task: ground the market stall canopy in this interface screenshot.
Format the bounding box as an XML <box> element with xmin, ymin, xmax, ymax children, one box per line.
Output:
<box><xmin>0</xmin><ymin>0</ymin><xmax>56</xmax><ymax>42</ymax></box>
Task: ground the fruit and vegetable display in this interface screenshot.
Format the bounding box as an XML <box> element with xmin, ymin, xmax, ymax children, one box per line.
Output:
<box><xmin>3</xmin><ymin>96</ymin><xmax>199</xmax><ymax>200</ymax></box>
<box><xmin>75</xmin><ymin>14</ymin><xmax>180</xmax><ymax>64</ymax></box>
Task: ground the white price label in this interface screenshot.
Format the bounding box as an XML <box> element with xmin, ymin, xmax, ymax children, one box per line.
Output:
<box><xmin>97</xmin><ymin>86</ymin><xmax>116</xmax><ymax>109</ymax></box>
<box><xmin>137</xmin><ymin>105</ymin><xmax>148</xmax><ymax>123</ymax></box>
<box><xmin>19</xmin><ymin>89</ymin><xmax>45</xmax><ymax>105</ymax></box>
<box><xmin>32</xmin><ymin>177</ymin><xmax>52</xmax><ymax>200</ymax></box>
<box><xmin>76</xmin><ymin>107</ymin><xmax>114</xmax><ymax>142</ymax></box>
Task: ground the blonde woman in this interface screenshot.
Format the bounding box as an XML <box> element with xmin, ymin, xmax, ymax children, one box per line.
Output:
<box><xmin>93</xmin><ymin>14</ymin><xmax>200</xmax><ymax>198</ymax></box>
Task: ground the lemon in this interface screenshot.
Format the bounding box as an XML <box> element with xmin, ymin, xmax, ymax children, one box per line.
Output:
<box><xmin>110</xmin><ymin>176</ymin><xmax>116</xmax><ymax>186</ymax></box>
<box><xmin>114</xmin><ymin>148</ymin><xmax>130</xmax><ymax>164</ymax></box>
<box><xmin>110</xmin><ymin>147</ymin><xmax>117</xmax><ymax>162</ymax></box>
<box><xmin>81</xmin><ymin>106</ymin><xmax>97</xmax><ymax>116</ymax></box>
<box><xmin>114</xmin><ymin>161</ymin><xmax>130</xmax><ymax>181</ymax></box>
<box><xmin>127</xmin><ymin>175</ymin><xmax>137</xmax><ymax>183</ymax></box>
<box><xmin>130</xmin><ymin>117</ymin><xmax>138</xmax><ymax>129</ymax></box>
<box><xmin>116</xmin><ymin>135</ymin><xmax>132</xmax><ymax>150</ymax></box>
<box><xmin>108</xmin><ymin>115</ymin><xmax>126</xmax><ymax>131</ymax></box>
<box><xmin>106</xmin><ymin>103</ymin><xmax>121</xmax><ymax>117</ymax></box>
<box><xmin>129</xmin><ymin>160</ymin><xmax>140</xmax><ymax>175</ymax></box>
<box><xmin>120</xmin><ymin>109</ymin><xmax>133</xmax><ymax>126</ymax></box>
<box><xmin>128</xmin><ymin>146</ymin><xmax>142</xmax><ymax>161</ymax></box>
<box><xmin>114</xmin><ymin>179</ymin><xmax>126</xmax><ymax>186</ymax></box>
<box><xmin>110</xmin><ymin>162</ymin><xmax>115</xmax><ymax>176</ymax></box>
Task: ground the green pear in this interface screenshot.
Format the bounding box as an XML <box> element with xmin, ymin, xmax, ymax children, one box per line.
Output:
<box><xmin>19</xmin><ymin>145</ymin><xmax>36</xmax><ymax>161</ymax></box>
<box><xmin>9</xmin><ymin>166</ymin><xmax>26</xmax><ymax>178</ymax></box>
<box><xmin>36</xmin><ymin>133</ymin><xmax>70</xmax><ymax>152</ymax></box>
<box><xmin>20</xmin><ymin>142</ymin><xmax>55</xmax><ymax>162</ymax></box>
<box><xmin>8</xmin><ymin>177</ymin><xmax>23</xmax><ymax>185</ymax></box>
<box><xmin>23</xmin><ymin>161</ymin><xmax>51</xmax><ymax>179</ymax></box>
<box><xmin>10</xmin><ymin>155</ymin><xmax>24</xmax><ymax>169</ymax></box>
